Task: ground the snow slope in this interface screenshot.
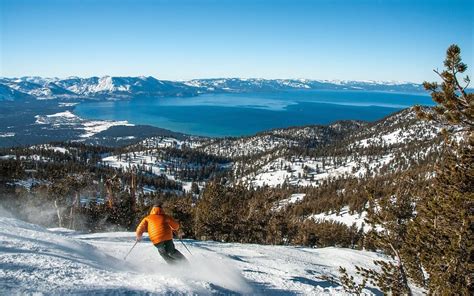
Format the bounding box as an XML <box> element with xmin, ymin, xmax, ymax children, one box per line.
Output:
<box><xmin>243</xmin><ymin>154</ymin><xmax>394</xmax><ymax>188</ymax></box>
<box><xmin>310</xmin><ymin>207</ymin><xmax>368</xmax><ymax>231</ymax></box>
<box><xmin>0</xmin><ymin>216</ymin><xmax>385</xmax><ymax>295</ymax></box>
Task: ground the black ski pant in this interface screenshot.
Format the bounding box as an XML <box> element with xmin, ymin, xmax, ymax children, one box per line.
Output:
<box><xmin>154</xmin><ymin>239</ymin><xmax>186</xmax><ymax>264</ymax></box>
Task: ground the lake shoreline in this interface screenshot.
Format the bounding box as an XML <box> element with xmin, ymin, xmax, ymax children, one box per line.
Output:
<box><xmin>73</xmin><ymin>90</ymin><xmax>433</xmax><ymax>137</ymax></box>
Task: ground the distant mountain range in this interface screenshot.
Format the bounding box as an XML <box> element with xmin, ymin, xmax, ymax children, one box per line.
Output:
<box><xmin>0</xmin><ymin>76</ymin><xmax>426</xmax><ymax>101</ymax></box>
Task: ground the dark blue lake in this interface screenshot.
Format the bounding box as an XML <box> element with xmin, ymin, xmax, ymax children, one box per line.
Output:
<box><xmin>74</xmin><ymin>90</ymin><xmax>433</xmax><ymax>137</ymax></box>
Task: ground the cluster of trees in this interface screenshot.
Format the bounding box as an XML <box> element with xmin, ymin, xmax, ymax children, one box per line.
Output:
<box><xmin>176</xmin><ymin>181</ymin><xmax>365</xmax><ymax>248</ymax></box>
<box><xmin>0</xmin><ymin>143</ymin><xmax>186</xmax><ymax>231</ymax></box>
<box><xmin>112</xmin><ymin>146</ymin><xmax>230</xmax><ymax>182</ymax></box>
<box><xmin>340</xmin><ymin>44</ymin><xmax>472</xmax><ymax>295</ymax></box>
<box><xmin>1</xmin><ymin>165</ymin><xmax>375</xmax><ymax>249</ymax></box>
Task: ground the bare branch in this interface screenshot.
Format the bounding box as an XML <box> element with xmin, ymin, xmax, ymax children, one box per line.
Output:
<box><xmin>451</xmin><ymin>64</ymin><xmax>469</xmax><ymax>98</ymax></box>
<box><xmin>433</xmin><ymin>67</ymin><xmax>471</xmax><ymax>122</ymax></box>
<box><xmin>461</xmin><ymin>78</ymin><xmax>470</xmax><ymax>92</ymax></box>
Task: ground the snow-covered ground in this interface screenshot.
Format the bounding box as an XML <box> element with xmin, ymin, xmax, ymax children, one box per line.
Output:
<box><xmin>81</xmin><ymin>120</ymin><xmax>133</xmax><ymax>138</ymax></box>
<box><xmin>139</xmin><ymin>137</ymin><xmax>197</xmax><ymax>149</ymax></box>
<box><xmin>274</xmin><ymin>193</ymin><xmax>306</xmax><ymax>211</ymax></box>
<box><xmin>30</xmin><ymin>144</ymin><xmax>70</xmax><ymax>154</ymax></box>
<box><xmin>199</xmin><ymin>135</ymin><xmax>297</xmax><ymax>158</ymax></box>
<box><xmin>351</xmin><ymin>123</ymin><xmax>440</xmax><ymax>149</ymax></box>
<box><xmin>243</xmin><ymin>154</ymin><xmax>394</xmax><ymax>188</ymax></box>
<box><xmin>310</xmin><ymin>207</ymin><xmax>368</xmax><ymax>231</ymax></box>
<box><xmin>101</xmin><ymin>148</ymin><xmax>214</xmax><ymax>193</ymax></box>
<box><xmin>0</xmin><ymin>216</ymin><xmax>385</xmax><ymax>295</ymax></box>
<box><xmin>34</xmin><ymin>111</ymin><xmax>134</xmax><ymax>138</ymax></box>
<box><xmin>0</xmin><ymin>132</ymin><xmax>15</xmax><ymax>138</ymax></box>
<box><xmin>102</xmin><ymin>153</ymin><xmax>173</xmax><ymax>178</ymax></box>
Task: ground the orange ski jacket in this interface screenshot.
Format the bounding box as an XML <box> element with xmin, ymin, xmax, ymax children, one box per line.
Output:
<box><xmin>136</xmin><ymin>207</ymin><xmax>180</xmax><ymax>244</ymax></box>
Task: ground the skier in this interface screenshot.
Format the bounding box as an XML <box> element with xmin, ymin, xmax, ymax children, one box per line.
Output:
<box><xmin>136</xmin><ymin>203</ymin><xmax>187</xmax><ymax>264</ymax></box>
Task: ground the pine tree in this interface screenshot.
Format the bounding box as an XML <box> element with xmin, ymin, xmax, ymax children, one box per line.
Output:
<box><xmin>352</xmin><ymin>173</ymin><xmax>422</xmax><ymax>295</ymax></box>
<box><xmin>414</xmin><ymin>44</ymin><xmax>473</xmax><ymax>132</ymax></box>
<box><xmin>408</xmin><ymin>140</ymin><xmax>473</xmax><ymax>294</ymax></box>
<box><xmin>194</xmin><ymin>182</ymin><xmax>230</xmax><ymax>241</ymax></box>
<box><xmin>409</xmin><ymin>44</ymin><xmax>473</xmax><ymax>294</ymax></box>
<box><xmin>339</xmin><ymin>267</ymin><xmax>367</xmax><ymax>295</ymax></box>
<box><xmin>163</xmin><ymin>196</ymin><xmax>194</xmax><ymax>238</ymax></box>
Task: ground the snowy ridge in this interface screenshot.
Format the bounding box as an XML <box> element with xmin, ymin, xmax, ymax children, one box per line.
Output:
<box><xmin>232</xmin><ymin>108</ymin><xmax>444</xmax><ymax>188</ymax></box>
<box><xmin>0</xmin><ymin>216</ymin><xmax>385</xmax><ymax>295</ymax></box>
<box><xmin>0</xmin><ymin>76</ymin><xmax>426</xmax><ymax>100</ymax></box>
<box><xmin>241</xmin><ymin>154</ymin><xmax>395</xmax><ymax>188</ymax></box>
<box><xmin>0</xmin><ymin>76</ymin><xmax>196</xmax><ymax>99</ymax></box>
<box><xmin>0</xmin><ymin>83</ymin><xmax>35</xmax><ymax>101</ymax></box>
<box><xmin>197</xmin><ymin>121</ymin><xmax>362</xmax><ymax>159</ymax></box>
<box><xmin>101</xmin><ymin>152</ymin><xmax>185</xmax><ymax>186</ymax></box>
<box><xmin>99</xmin><ymin>139</ymin><xmax>227</xmax><ymax>193</ymax></box>
<box><xmin>349</xmin><ymin>107</ymin><xmax>441</xmax><ymax>149</ymax></box>
<box><xmin>91</xmin><ymin>108</ymin><xmax>445</xmax><ymax>190</ymax></box>
<box><xmin>139</xmin><ymin>136</ymin><xmax>204</xmax><ymax>150</ymax></box>
<box><xmin>185</xmin><ymin>78</ymin><xmax>425</xmax><ymax>94</ymax></box>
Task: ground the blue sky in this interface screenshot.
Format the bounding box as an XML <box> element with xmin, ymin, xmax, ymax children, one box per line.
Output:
<box><xmin>1</xmin><ymin>0</ymin><xmax>472</xmax><ymax>82</ymax></box>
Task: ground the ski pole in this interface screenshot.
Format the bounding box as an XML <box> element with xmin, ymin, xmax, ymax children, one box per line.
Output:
<box><xmin>178</xmin><ymin>236</ymin><xmax>193</xmax><ymax>256</ymax></box>
<box><xmin>174</xmin><ymin>231</ymin><xmax>192</xmax><ymax>255</ymax></box>
<box><xmin>124</xmin><ymin>240</ymin><xmax>138</xmax><ymax>260</ymax></box>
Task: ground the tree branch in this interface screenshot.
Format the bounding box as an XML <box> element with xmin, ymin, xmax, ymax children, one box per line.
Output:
<box><xmin>433</xmin><ymin>69</ymin><xmax>472</xmax><ymax>125</ymax></box>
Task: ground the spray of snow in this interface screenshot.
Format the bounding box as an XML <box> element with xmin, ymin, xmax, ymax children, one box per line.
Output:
<box><xmin>0</xmin><ymin>205</ymin><xmax>15</xmax><ymax>218</ymax></box>
<box><xmin>127</xmin><ymin>253</ymin><xmax>252</xmax><ymax>294</ymax></box>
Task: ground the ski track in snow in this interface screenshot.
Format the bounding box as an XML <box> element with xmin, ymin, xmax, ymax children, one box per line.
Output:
<box><xmin>0</xmin><ymin>216</ymin><xmax>385</xmax><ymax>295</ymax></box>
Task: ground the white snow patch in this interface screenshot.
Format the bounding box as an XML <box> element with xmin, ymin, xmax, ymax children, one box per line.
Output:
<box><xmin>80</xmin><ymin>120</ymin><xmax>134</xmax><ymax>138</ymax></box>
<box><xmin>34</xmin><ymin>115</ymin><xmax>48</xmax><ymax>124</ymax></box>
<box><xmin>30</xmin><ymin>144</ymin><xmax>70</xmax><ymax>154</ymax></box>
<box><xmin>275</xmin><ymin>193</ymin><xmax>306</xmax><ymax>210</ymax></box>
<box><xmin>58</xmin><ymin>102</ymin><xmax>79</xmax><ymax>107</ymax></box>
<box><xmin>46</xmin><ymin>111</ymin><xmax>78</xmax><ymax>118</ymax></box>
<box><xmin>34</xmin><ymin>110</ymin><xmax>133</xmax><ymax>138</ymax></box>
<box><xmin>116</xmin><ymin>136</ymin><xmax>136</xmax><ymax>140</ymax></box>
<box><xmin>310</xmin><ymin>207</ymin><xmax>368</xmax><ymax>231</ymax></box>
<box><xmin>50</xmin><ymin>147</ymin><xmax>68</xmax><ymax>154</ymax></box>
<box><xmin>0</xmin><ymin>132</ymin><xmax>15</xmax><ymax>137</ymax></box>
<box><xmin>0</xmin><ymin>154</ymin><xmax>16</xmax><ymax>160</ymax></box>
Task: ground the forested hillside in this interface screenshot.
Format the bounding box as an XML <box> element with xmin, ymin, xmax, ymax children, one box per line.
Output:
<box><xmin>0</xmin><ymin>105</ymin><xmax>446</xmax><ymax>245</ymax></box>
